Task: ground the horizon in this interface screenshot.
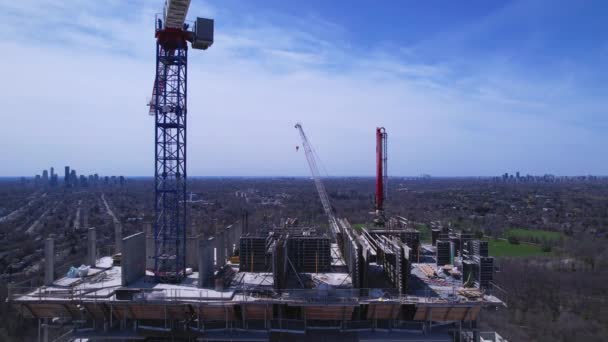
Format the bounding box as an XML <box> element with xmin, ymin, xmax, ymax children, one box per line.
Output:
<box><xmin>4</xmin><ymin>173</ymin><xmax>608</xmax><ymax>180</ymax></box>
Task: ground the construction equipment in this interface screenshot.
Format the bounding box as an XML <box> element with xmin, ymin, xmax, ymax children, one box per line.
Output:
<box><xmin>294</xmin><ymin>123</ymin><xmax>340</xmax><ymax>238</ymax></box>
<box><xmin>149</xmin><ymin>0</ymin><xmax>213</xmax><ymax>281</ymax></box>
<box><xmin>374</xmin><ymin>127</ymin><xmax>388</xmax><ymax>226</ymax></box>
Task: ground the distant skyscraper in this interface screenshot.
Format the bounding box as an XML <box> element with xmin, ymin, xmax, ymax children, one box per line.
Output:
<box><xmin>70</xmin><ymin>170</ymin><xmax>77</xmax><ymax>187</ymax></box>
<box><xmin>64</xmin><ymin>166</ymin><xmax>70</xmax><ymax>187</ymax></box>
<box><xmin>42</xmin><ymin>170</ymin><xmax>49</xmax><ymax>184</ymax></box>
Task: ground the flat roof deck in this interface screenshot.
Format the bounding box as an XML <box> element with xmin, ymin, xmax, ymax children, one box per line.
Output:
<box><xmin>11</xmin><ymin>256</ymin><xmax>502</xmax><ymax>307</ymax></box>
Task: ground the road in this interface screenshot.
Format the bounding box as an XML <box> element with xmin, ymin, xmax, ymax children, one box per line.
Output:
<box><xmin>101</xmin><ymin>193</ymin><xmax>122</xmax><ymax>253</ymax></box>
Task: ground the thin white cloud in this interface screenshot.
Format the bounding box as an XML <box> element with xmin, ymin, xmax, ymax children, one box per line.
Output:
<box><xmin>0</xmin><ymin>0</ymin><xmax>605</xmax><ymax>176</ymax></box>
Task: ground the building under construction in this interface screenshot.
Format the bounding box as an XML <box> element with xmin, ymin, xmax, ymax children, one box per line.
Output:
<box><xmin>8</xmin><ymin>1</ymin><xmax>507</xmax><ymax>340</ymax></box>
<box><xmin>8</xmin><ymin>121</ymin><xmax>507</xmax><ymax>342</ymax></box>
<box><xmin>9</xmin><ymin>215</ymin><xmax>506</xmax><ymax>341</ymax></box>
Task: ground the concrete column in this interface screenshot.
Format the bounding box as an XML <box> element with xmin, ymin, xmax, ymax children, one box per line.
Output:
<box><xmin>114</xmin><ymin>224</ymin><xmax>123</xmax><ymax>254</ymax></box>
<box><xmin>198</xmin><ymin>237</ymin><xmax>214</xmax><ymax>288</ymax></box>
<box><xmin>216</xmin><ymin>231</ymin><xmax>225</xmax><ymax>267</ymax></box>
<box><xmin>145</xmin><ymin>223</ymin><xmax>154</xmax><ymax>269</ymax></box>
<box><xmin>44</xmin><ymin>238</ymin><xmax>54</xmax><ymax>286</ymax></box>
<box><xmin>121</xmin><ymin>232</ymin><xmax>145</xmax><ymax>286</ymax></box>
<box><xmin>87</xmin><ymin>228</ymin><xmax>97</xmax><ymax>267</ymax></box>
<box><xmin>225</xmin><ymin>226</ymin><xmax>233</xmax><ymax>258</ymax></box>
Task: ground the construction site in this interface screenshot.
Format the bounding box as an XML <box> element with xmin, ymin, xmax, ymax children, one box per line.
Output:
<box><xmin>8</xmin><ymin>1</ymin><xmax>507</xmax><ymax>341</ymax></box>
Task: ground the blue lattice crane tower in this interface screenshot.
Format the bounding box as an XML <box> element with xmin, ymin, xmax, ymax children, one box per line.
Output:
<box><xmin>148</xmin><ymin>0</ymin><xmax>213</xmax><ymax>281</ymax></box>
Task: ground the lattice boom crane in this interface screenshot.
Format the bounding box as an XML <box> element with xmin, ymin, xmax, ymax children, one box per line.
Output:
<box><xmin>294</xmin><ymin>123</ymin><xmax>340</xmax><ymax>238</ymax></box>
<box><xmin>149</xmin><ymin>0</ymin><xmax>213</xmax><ymax>281</ymax></box>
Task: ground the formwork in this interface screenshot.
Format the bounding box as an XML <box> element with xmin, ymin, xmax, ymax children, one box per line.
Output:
<box><xmin>436</xmin><ymin>240</ymin><xmax>451</xmax><ymax>266</ymax></box>
<box><xmin>470</xmin><ymin>240</ymin><xmax>489</xmax><ymax>257</ymax></box>
<box><xmin>402</xmin><ymin>229</ymin><xmax>420</xmax><ymax>262</ymax></box>
<box><xmin>368</xmin><ymin>229</ymin><xmax>420</xmax><ymax>262</ymax></box>
<box><xmin>271</xmin><ymin>238</ymin><xmax>287</xmax><ymax>290</ymax></box>
<box><xmin>341</xmin><ymin>228</ymin><xmax>363</xmax><ymax>288</ymax></box>
<box><xmin>376</xmin><ymin>236</ymin><xmax>410</xmax><ymax>294</ymax></box>
<box><xmin>240</xmin><ymin>235</ymin><xmax>273</xmax><ymax>272</ymax></box>
<box><xmin>431</xmin><ymin>229</ymin><xmax>441</xmax><ymax>246</ymax></box>
<box><xmin>462</xmin><ymin>260</ymin><xmax>478</xmax><ymax>286</ymax></box>
<box><xmin>453</xmin><ymin>232</ymin><xmax>473</xmax><ymax>257</ymax></box>
<box><xmin>475</xmin><ymin>256</ymin><xmax>494</xmax><ymax>289</ymax></box>
<box><xmin>286</xmin><ymin>235</ymin><xmax>331</xmax><ymax>273</ymax></box>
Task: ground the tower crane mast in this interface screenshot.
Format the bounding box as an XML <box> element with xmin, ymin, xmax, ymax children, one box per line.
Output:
<box><xmin>149</xmin><ymin>0</ymin><xmax>213</xmax><ymax>281</ymax></box>
<box><xmin>294</xmin><ymin>123</ymin><xmax>340</xmax><ymax>238</ymax></box>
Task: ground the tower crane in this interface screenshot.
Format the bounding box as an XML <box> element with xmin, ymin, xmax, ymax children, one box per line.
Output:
<box><xmin>149</xmin><ymin>0</ymin><xmax>213</xmax><ymax>281</ymax></box>
<box><xmin>294</xmin><ymin>123</ymin><xmax>340</xmax><ymax>238</ymax></box>
<box><xmin>374</xmin><ymin>127</ymin><xmax>388</xmax><ymax>226</ymax></box>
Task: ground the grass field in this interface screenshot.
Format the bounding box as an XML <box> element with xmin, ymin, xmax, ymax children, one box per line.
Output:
<box><xmin>352</xmin><ymin>223</ymin><xmax>366</xmax><ymax>231</ymax></box>
<box><xmin>487</xmin><ymin>239</ymin><xmax>552</xmax><ymax>257</ymax></box>
<box><xmin>416</xmin><ymin>223</ymin><xmax>431</xmax><ymax>242</ymax></box>
<box><xmin>506</xmin><ymin>228</ymin><xmax>563</xmax><ymax>241</ymax></box>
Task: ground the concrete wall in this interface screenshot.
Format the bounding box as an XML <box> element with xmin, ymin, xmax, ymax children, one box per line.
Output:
<box><xmin>121</xmin><ymin>232</ymin><xmax>145</xmax><ymax>286</ymax></box>
<box><xmin>145</xmin><ymin>223</ymin><xmax>154</xmax><ymax>269</ymax></box>
<box><xmin>198</xmin><ymin>237</ymin><xmax>215</xmax><ymax>288</ymax></box>
<box><xmin>186</xmin><ymin>235</ymin><xmax>201</xmax><ymax>269</ymax></box>
<box><xmin>146</xmin><ymin>231</ymin><xmax>200</xmax><ymax>270</ymax></box>
<box><xmin>44</xmin><ymin>238</ymin><xmax>54</xmax><ymax>286</ymax></box>
<box><xmin>87</xmin><ymin>228</ymin><xmax>96</xmax><ymax>267</ymax></box>
<box><xmin>216</xmin><ymin>230</ymin><xmax>226</xmax><ymax>267</ymax></box>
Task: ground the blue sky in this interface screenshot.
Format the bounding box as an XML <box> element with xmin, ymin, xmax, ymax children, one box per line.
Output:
<box><xmin>0</xmin><ymin>0</ymin><xmax>606</xmax><ymax>177</ymax></box>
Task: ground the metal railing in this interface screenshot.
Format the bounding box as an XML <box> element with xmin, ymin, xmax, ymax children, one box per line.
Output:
<box><xmin>9</xmin><ymin>278</ymin><xmax>495</xmax><ymax>306</ymax></box>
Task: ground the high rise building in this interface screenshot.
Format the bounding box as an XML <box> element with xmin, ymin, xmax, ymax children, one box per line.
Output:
<box><xmin>70</xmin><ymin>170</ymin><xmax>77</xmax><ymax>187</ymax></box>
<box><xmin>42</xmin><ymin>170</ymin><xmax>49</xmax><ymax>184</ymax></box>
<box><xmin>64</xmin><ymin>166</ymin><xmax>70</xmax><ymax>187</ymax></box>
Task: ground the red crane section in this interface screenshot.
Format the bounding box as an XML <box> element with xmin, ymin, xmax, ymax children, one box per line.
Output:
<box><xmin>375</xmin><ymin>127</ymin><xmax>388</xmax><ymax>223</ymax></box>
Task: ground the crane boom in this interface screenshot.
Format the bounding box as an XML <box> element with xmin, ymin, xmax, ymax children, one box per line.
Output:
<box><xmin>295</xmin><ymin>123</ymin><xmax>339</xmax><ymax>237</ymax></box>
<box><xmin>163</xmin><ymin>0</ymin><xmax>191</xmax><ymax>29</ymax></box>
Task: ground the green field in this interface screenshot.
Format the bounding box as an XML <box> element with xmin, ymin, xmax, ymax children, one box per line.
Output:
<box><xmin>352</xmin><ymin>223</ymin><xmax>366</xmax><ymax>231</ymax></box>
<box><xmin>506</xmin><ymin>228</ymin><xmax>563</xmax><ymax>241</ymax></box>
<box><xmin>487</xmin><ymin>239</ymin><xmax>552</xmax><ymax>257</ymax></box>
<box><xmin>416</xmin><ymin>224</ymin><xmax>431</xmax><ymax>242</ymax></box>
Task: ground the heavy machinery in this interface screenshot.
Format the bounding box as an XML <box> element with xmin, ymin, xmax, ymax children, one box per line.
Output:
<box><xmin>294</xmin><ymin>123</ymin><xmax>340</xmax><ymax>238</ymax></box>
<box><xmin>374</xmin><ymin>127</ymin><xmax>388</xmax><ymax>226</ymax></box>
<box><xmin>149</xmin><ymin>0</ymin><xmax>213</xmax><ymax>281</ymax></box>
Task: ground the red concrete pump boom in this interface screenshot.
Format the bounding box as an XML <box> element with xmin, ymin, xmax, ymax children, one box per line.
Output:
<box><xmin>375</xmin><ymin>127</ymin><xmax>388</xmax><ymax>224</ymax></box>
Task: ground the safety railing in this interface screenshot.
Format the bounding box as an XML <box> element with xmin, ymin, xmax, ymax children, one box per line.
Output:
<box><xmin>9</xmin><ymin>282</ymin><xmax>490</xmax><ymax>306</ymax></box>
